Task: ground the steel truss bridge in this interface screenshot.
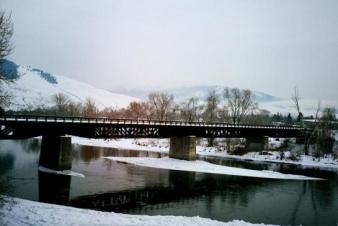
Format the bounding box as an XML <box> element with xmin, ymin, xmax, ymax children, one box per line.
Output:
<box><xmin>0</xmin><ymin>115</ymin><xmax>306</xmax><ymax>140</ymax></box>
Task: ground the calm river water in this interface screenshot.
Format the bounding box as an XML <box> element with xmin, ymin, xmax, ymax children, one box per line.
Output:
<box><xmin>0</xmin><ymin>139</ymin><xmax>337</xmax><ymax>226</ymax></box>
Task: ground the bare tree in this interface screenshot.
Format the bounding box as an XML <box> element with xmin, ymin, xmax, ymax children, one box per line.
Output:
<box><xmin>147</xmin><ymin>92</ymin><xmax>175</xmax><ymax>120</ymax></box>
<box><xmin>224</xmin><ymin>88</ymin><xmax>258</xmax><ymax>124</ymax></box>
<box><xmin>82</xmin><ymin>98</ymin><xmax>98</xmax><ymax>117</ymax></box>
<box><xmin>52</xmin><ymin>93</ymin><xmax>69</xmax><ymax>115</ymax></box>
<box><xmin>0</xmin><ymin>89</ymin><xmax>10</xmax><ymax>113</ymax></box>
<box><xmin>202</xmin><ymin>90</ymin><xmax>220</xmax><ymax>123</ymax></box>
<box><xmin>67</xmin><ymin>101</ymin><xmax>83</xmax><ymax>117</ymax></box>
<box><xmin>0</xmin><ymin>11</ymin><xmax>14</xmax><ymax>112</ymax></box>
<box><xmin>292</xmin><ymin>87</ymin><xmax>303</xmax><ymax>123</ymax></box>
<box><xmin>202</xmin><ymin>90</ymin><xmax>220</xmax><ymax>146</ymax></box>
<box><xmin>180</xmin><ymin>97</ymin><xmax>201</xmax><ymax>122</ymax></box>
<box><xmin>303</xmin><ymin>101</ymin><xmax>321</xmax><ymax>155</ymax></box>
<box><xmin>125</xmin><ymin>101</ymin><xmax>146</xmax><ymax>119</ymax></box>
<box><xmin>0</xmin><ymin>11</ymin><xmax>14</xmax><ymax>62</ymax></box>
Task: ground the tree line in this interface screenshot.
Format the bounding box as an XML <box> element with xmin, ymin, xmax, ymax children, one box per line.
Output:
<box><xmin>9</xmin><ymin>88</ymin><xmax>270</xmax><ymax>124</ymax></box>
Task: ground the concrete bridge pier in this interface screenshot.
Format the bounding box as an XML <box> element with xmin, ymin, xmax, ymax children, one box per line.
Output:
<box><xmin>246</xmin><ymin>136</ymin><xmax>269</xmax><ymax>151</ymax></box>
<box><xmin>169</xmin><ymin>136</ymin><xmax>196</xmax><ymax>161</ymax></box>
<box><xmin>39</xmin><ymin>135</ymin><xmax>72</xmax><ymax>171</ymax></box>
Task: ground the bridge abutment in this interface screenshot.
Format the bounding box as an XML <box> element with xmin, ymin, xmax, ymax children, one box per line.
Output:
<box><xmin>169</xmin><ymin>136</ymin><xmax>196</xmax><ymax>161</ymax></box>
<box><xmin>39</xmin><ymin>135</ymin><xmax>72</xmax><ymax>171</ymax></box>
<box><xmin>246</xmin><ymin>136</ymin><xmax>269</xmax><ymax>151</ymax></box>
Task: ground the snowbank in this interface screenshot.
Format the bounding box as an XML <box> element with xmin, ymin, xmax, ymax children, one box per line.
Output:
<box><xmin>218</xmin><ymin>151</ymin><xmax>338</xmax><ymax>169</ymax></box>
<box><xmin>0</xmin><ymin>197</ymin><xmax>276</xmax><ymax>226</ymax></box>
<box><xmin>72</xmin><ymin>137</ymin><xmax>168</xmax><ymax>153</ymax></box>
<box><xmin>104</xmin><ymin>157</ymin><xmax>322</xmax><ymax>180</ymax></box>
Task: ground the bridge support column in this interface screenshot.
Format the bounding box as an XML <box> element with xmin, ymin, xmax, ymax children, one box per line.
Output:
<box><xmin>39</xmin><ymin>135</ymin><xmax>72</xmax><ymax>171</ymax></box>
<box><xmin>246</xmin><ymin>136</ymin><xmax>269</xmax><ymax>151</ymax></box>
<box><xmin>169</xmin><ymin>136</ymin><xmax>196</xmax><ymax>161</ymax></box>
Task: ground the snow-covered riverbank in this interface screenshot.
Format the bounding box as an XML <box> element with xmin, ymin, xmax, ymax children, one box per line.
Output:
<box><xmin>0</xmin><ymin>197</ymin><xmax>276</xmax><ymax>226</ymax></box>
<box><xmin>72</xmin><ymin>137</ymin><xmax>338</xmax><ymax>169</ymax></box>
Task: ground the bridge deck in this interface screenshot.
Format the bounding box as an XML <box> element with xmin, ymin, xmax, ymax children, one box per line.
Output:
<box><xmin>0</xmin><ymin>115</ymin><xmax>305</xmax><ymax>139</ymax></box>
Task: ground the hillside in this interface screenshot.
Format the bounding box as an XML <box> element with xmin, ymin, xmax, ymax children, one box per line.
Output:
<box><xmin>0</xmin><ymin>60</ymin><xmax>139</xmax><ymax>111</ymax></box>
<box><xmin>113</xmin><ymin>86</ymin><xmax>338</xmax><ymax>116</ymax></box>
<box><xmin>113</xmin><ymin>86</ymin><xmax>281</xmax><ymax>103</ymax></box>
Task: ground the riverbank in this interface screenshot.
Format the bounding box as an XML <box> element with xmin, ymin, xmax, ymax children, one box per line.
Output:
<box><xmin>0</xmin><ymin>197</ymin><xmax>276</xmax><ymax>226</ymax></box>
<box><xmin>72</xmin><ymin>137</ymin><xmax>338</xmax><ymax>169</ymax></box>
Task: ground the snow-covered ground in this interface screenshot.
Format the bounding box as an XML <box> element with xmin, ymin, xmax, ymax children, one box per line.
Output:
<box><xmin>105</xmin><ymin>156</ymin><xmax>322</xmax><ymax>180</ymax></box>
<box><xmin>0</xmin><ymin>197</ymin><xmax>276</xmax><ymax>226</ymax></box>
<box><xmin>72</xmin><ymin>137</ymin><xmax>338</xmax><ymax>169</ymax></box>
<box><xmin>2</xmin><ymin>61</ymin><xmax>139</xmax><ymax>111</ymax></box>
<box><xmin>73</xmin><ymin>137</ymin><xmax>169</xmax><ymax>153</ymax></box>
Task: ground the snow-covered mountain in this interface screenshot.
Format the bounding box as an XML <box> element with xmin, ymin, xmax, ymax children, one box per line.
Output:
<box><xmin>113</xmin><ymin>86</ymin><xmax>338</xmax><ymax>116</ymax></box>
<box><xmin>0</xmin><ymin>60</ymin><xmax>139</xmax><ymax>111</ymax></box>
<box><xmin>113</xmin><ymin>86</ymin><xmax>281</xmax><ymax>103</ymax></box>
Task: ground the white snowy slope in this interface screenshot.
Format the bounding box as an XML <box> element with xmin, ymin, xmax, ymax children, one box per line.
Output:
<box><xmin>1</xmin><ymin>61</ymin><xmax>139</xmax><ymax>111</ymax></box>
<box><xmin>0</xmin><ymin>197</ymin><xmax>277</xmax><ymax>226</ymax></box>
<box><xmin>104</xmin><ymin>156</ymin><xmax>323</xmax><ymax>180</ymax></box>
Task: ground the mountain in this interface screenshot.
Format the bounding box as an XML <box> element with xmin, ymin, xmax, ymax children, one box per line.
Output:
<box><xmin>112</xmin><ymin>86</ymin><xmax>338</xmax><ymax>116</ymax></box>
<box><xmin>113</xmin><ymin>86</ymin><xmax>281</xmax><ymax>103</ymax></box>
<box><xmin>0</xmin><ymin>60</ymin><xmax>139</xmax><ymax>111</ymax></box>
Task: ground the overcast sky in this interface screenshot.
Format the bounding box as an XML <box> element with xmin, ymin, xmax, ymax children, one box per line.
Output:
<box><xmin>1</xmin><ymin>0</ymin><xmax>338</xmax><ymax>99</ymax></box>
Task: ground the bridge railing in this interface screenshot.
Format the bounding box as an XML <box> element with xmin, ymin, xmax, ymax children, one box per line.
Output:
<box><xmin>0</xmin><ymin>114</ymin><xmax>303</xmax><ymax>130</ymax></box>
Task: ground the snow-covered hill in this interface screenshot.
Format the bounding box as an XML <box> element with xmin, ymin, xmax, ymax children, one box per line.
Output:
<box><xmin>113</xmin><ymin>86</ymin><xmax>281</xmax><ymax>104</ymax></box>
<box><xmin>113</xmin><ymin>86</ymin><xmax>338</xmax><ymax>116</ymax></box>
<box><xmin>0</xmin><ymin>60</ymin><xmax>139</xmax><ymax>111</ymax></box>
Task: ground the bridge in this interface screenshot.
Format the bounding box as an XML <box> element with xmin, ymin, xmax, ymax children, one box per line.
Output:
<box><xmin>0</xmin><ymin>115</ymin><xmax>306</xmax><ymax>170</ymax></box>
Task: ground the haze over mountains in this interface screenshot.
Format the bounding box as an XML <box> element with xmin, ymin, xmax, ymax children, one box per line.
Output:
<box><xmin>1</xmin><ymin>60</ymin><xmax>337</xmax><ymax>117</ymax></box>
<box><xmin>112</xmin><ymin>87</ymin><xmax>338</xmax><ymax>117</ymax></box>
<box><xmin>113</xmin><ymin>86</ymin><xmax>282</xmax><ymax>103</ymax></box>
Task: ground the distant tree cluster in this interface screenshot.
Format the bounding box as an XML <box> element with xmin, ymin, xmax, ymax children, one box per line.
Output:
<box><xmin>9</xmin><ymin>88</ymin><xmax>265</xmax><ymax>124</ymax></box>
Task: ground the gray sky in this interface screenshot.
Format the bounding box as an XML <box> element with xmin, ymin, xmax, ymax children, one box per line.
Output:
<box><xmin>2</xmin><ymin>0</ymin><xmax>338</xmax><ymax>99</ymax></box>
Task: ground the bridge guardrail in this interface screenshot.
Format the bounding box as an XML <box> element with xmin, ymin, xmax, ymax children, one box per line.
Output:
<box><xmin>0</xmin><ymin>114</ymin><xmax>303</xmax><ymax>130</ymax></box>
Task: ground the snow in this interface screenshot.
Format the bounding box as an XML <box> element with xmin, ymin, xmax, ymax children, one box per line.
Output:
<box><xmin>38</xmin><ymin>166</ymin><xmax>85</xmax><ymax>178</ymax></box>
<box><xmin>0</xmin><ymin>197</ymin><xmax>276</xmax><ymax>226</ymax></box>
<box><xmin>3</xmin><ymin>65</ymin><xmax>139</xmax><ymax>111</ymax></box>
<box><xmin>216</xmin><ymin>151</ymin><xmax>338</xmax><ymax>169</ymax></box>
<box><xmin>260</xmin><ymin>99</ymin><xmax>338</xmax><ymax>116</ymax></box>
<box><xmin>72</xmin><ymin>137</ymin><xmax>169</xmax><ymax>153</ymax></box>
<box><xmin>104</xmin><ymin>156</ymin><xmax>322</xmax><ymax>180</ymax></box>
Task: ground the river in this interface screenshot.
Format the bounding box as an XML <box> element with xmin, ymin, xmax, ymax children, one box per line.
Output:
<box><xmin>0</xmin><ymin>139</ymin><xmax>337</xmax><ymax>226</ymax></box>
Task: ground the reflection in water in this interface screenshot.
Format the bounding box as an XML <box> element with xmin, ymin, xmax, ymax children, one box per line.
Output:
<box><xmin>68</xmin><ymin>170</ymin><xmax>260</xmax><ymax>212</ymax></box>
<box><xmin>0</xmin><ymin>152</ymin><xmax>15</xmax><ymax>198</ymax></box>
<box><xmin>38</xmin><ymin>171</ymin><xmax>71</xmax><ymax>205</ymax></box>
<box><xmin>73</xmin><ymin>144</ymin><xmax>166</xmax><ymax>164</ymax></box>
<box><xmin>18</xmin><ymin>139</ymin><xmax>41</xmax><ymax>153</ymax></box>
<box><xmin>0</xmin><ymin>152</ymin><xmax>15</xmax><ymax>175</ymax></box>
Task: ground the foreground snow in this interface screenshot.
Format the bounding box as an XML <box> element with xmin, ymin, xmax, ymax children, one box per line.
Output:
<box><xmin>72</xmin><ymin>137</ymin><xmax>338</xmax><ymax>169</ymax></box>
<box><xmin>0</xmin><ymin>197</ymin><xmax>276</xmax><ymax>226</ymax></box>
<box><xmin>105</xmin><ymin>156</ymin><xmax>322</xmax><ymax>180</ymax></box>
